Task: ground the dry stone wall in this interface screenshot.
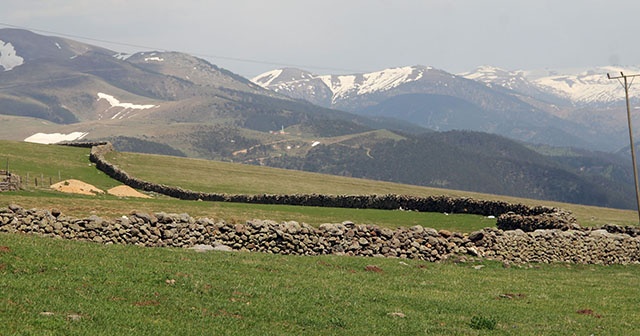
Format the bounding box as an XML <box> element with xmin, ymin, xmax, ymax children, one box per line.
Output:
<box><xmin>34</xmin><ymin>142</ymin><xmax>637</xmax><ymax>264</ymax></box>
<box><xmin>0</xmin><ymin>172</ymin><xmax>21</xmax><ymax>192</ymax></box>
<box><xmin>84</xmin><ymin>142</ymin><xmax>564</xmax><ymax>219</ymax></box>
<box><xmin>2</xmin><ymin>204</ymin><xmax>639</xmax><ymax>265</ymax></box>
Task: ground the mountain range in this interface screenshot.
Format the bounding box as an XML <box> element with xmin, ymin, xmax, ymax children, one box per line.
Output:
<box><xmin>0</xmin><ymin>28</ymin><xmax>637</xmax><ymax>209</ymax></box>
<box><xmin>252</xmin><ymin>64</ymin><xmax>640</xmax><ymax>151</ymax></box>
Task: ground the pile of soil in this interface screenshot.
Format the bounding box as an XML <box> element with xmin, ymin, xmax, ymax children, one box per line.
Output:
<box><xmin>50</xmin><ymin>179</ymin><xmax>104</xmax><ymax>196</ymax></box>
<box><xmin>50</xmin><ymin>180</ymin><xmax>151</xmax><ymax>199</ymax></box>
<box><xmin>107</xmin><ymin>185</ymin><xmax>152</xmax><ymax>198</ymax></box>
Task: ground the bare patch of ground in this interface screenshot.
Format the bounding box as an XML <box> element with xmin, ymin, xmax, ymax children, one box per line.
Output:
<box><xmin>49</xmin><ymin>179</ymin><xmax>151</xmax><ymax>198</ymax></box>
<box><xmin>50</xmin><ymin>179</ymin><xmax>104</xmax><ymax>196</ymax></box>
<box><xmin>107</xmin><ymin>185</ymin><xmax>152</xmax><ymax>199</ymax></box>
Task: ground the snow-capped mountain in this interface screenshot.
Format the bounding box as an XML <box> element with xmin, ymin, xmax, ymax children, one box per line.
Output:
<box><xmin>0</xmin><ymin>28</ymin><xmax>378</xmax><ymax>147</ymax></box>
<box><xmin>529</xmin><ymin>66</ymin><xmax>640</xmax><ymax>106</ymax></box>
<box><xmin>252</xmin><ymin>68</ymin><xmax>333</xmax><ymax>106</ymax></box>
<box><xmin>460</xmin><ymin>66</ymin><xmax>531</xmax><ymax>91</ymax></box>
<box><xmin>252</xmin><ymin>65</ymin><xmax>444</xmax><ymax>110</ymax></box>
<box><xmin>459</xmin><ymin>66</ymin><xmax>570</xmax><ymax>106</ymax></box>
<box><xmin>253</xmin><ymin>65</ymin><xmax>601</xmax><ymax>149</ymax></box>
<box><xmin>461</xmin><ymin>65</ymin><xmax>640</xmax><ymax>106</ymax></box>
<box><xmin>2</xmin><ymin>28</ymin><xmax>639</xmax><ymax>209</ymax></box>
<box><xmin>254</xmin><ymin>64</ymin><xmax>571</xmax><ymax>119</ymax></box>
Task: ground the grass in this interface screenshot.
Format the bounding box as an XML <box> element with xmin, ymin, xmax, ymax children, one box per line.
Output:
<box><xmin>1</xmin><ymin>232</ymin><xmax>639</xmax><ymax>335</ymax></box>
<box><xmin>104</xmin><ymin>150</ymin><xmax>640</xmax><ymax>227</ymax></box>
<box><xmin>2</xmin><ymin>142</ymin><xmax>640</xmax><ymax>334</ymax></box>
<box><xmin>1</xmin><ymin>141</ymin><xmax>119</xmax><ymax>189</ymax></box>
<box><xmin>105</xmin><ymin>150</ymin><xmax>512</xmax><ymax>197</ymax></box>
<box><xmin>1</xmin><ymin>140</ymin><xmax>638</xmax><ymax>228</ymax></box>
<box><xmin>1</xmin><ymin>191</ymin><xmax>493</xmax><ymax>232</ymax></box>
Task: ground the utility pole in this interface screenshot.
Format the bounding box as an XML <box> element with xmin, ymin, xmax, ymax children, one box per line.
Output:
<box><xmin>608</xmin><ymin>72</ymin><xmax>640</xmax><ymax>223</ymax></box>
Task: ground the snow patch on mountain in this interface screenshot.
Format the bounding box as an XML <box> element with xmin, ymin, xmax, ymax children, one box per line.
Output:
<box><xmin>252</xmin><ymin>69</ymin><xmax>283</xmax><ymax>87</ymax></box>
<box><xmin>529</xmin><ymin>66</ymin><xmax>640</xmax><ymax>104</ymax></box>
<box><xmin>24</xmin><ymin>132</ymin><xmax>89</xmax><ymax>144</ymax></box>
<box><xmin>97</xmin><ymin>93</ymin><xmax>157</xmax><ymax>120</ymax></box>
<box><xmin>318</xmin><ymin>66</ymin><xmax>429</xmax><ymax>103</ymax></box>
<box><xmin>253</xmin><ymin>65</ymin><xmax>434</xmax><ymax>104</ymax></box>
<box><xmin>0</xmin><ymin>40</ymin><xmax>24</xmax><ymax>71</ymax></box>
<box><xmin>460</xmin><ymin>66</ymin><xmax>528</xmax><ymax>90</ymax></box>
<box><xmin>113</xmin><ymin>52</ymin><xmax>131</xmax><ymax>60</ymax></box>
<box><xmin>462</xmin><ymin>65</ymin><xmax>640</xmax><ymax>105</ymax></box>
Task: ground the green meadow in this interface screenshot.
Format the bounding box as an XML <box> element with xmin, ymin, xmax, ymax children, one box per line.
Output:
<box><xmin>1</xmin><ymin>140</ymin><xmax>639</xmax><ymax>335</ymax></box>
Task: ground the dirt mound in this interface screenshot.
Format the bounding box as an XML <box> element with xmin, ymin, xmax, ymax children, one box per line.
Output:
<box><xmin>107</xmin><ymin>185</ymin><xmax>152</xmax><ymax>199</ymax></box>
<box><xmin>50</xmin><ymin>179</ymin><xmax>104</xmax><ymax>196</ymax></box>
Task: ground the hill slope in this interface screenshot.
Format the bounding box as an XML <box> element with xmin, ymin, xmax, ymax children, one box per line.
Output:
<box><xmin>0</xmin><ymin>28</ymin><xmax>411</xmax><ymax>158</ymax></box>
<box><xmin>0</xmin><ymin>29</ymin><xmax>636</xmax><ymax>210</ymax></box>
<box><xmin>252</xmin><ymin>66</ymin><xmax>602</xmax><ymax>149</ymax></box>
<box><xmin>258</xmin><ymin>131</ymin><xmax>635</xmax><ymax>209</ymax></box>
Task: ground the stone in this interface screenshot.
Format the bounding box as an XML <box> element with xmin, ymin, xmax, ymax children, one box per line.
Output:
<box><xmin>189</xmin><ymin>244</ymin><xmax>215</xmax><ymax>252</ymax></box>
<box><xmin>8</xmin><ymin>204</ymin><xmax>22</xmax><ymax>212</ymax></box>
<box><xmin>438</xmin><ymin>229</ymin><xmax>452</xmax><ymax>238</ymax></box>
<box><xmin>410</xmin><ymin>225</ymin><xmax>424</xmax><ymax>233</ymax></box>
<box><xmin>387</xmin><ymin>312</ymin><xmax>406</xmax><ymax>318</ymax></box>
<box><xmin>50</xmin><ymin>208</ymin><xmax>62</xmax><ymax>217</ymax></box>
<box><xmin>3</xmin><ymin>200</ymin><xmax>639</xmax><ymax>265</ymax></box>
<box><xmin>67</xmin><ymin>314</ymin><xmax>83</xmax><ymax>321</ymax></box>
<box><xmin>467</xmin><ymin>247</ymin><xmax>481</xmax><ymax>257</ymax></box>
<box><xmin>131</xmin><ymin>211</ymin><xmax>157</xmax><ymax>224</ymax></box>
<box><xmin>468</xmin><ymin>231</ymin><xmax>484</xmax><ymax>242</ymax></box>
<box><xmin>212</xmin><ymin>242</ymin><xmax>234</xmax><ymax>252</ymax></box>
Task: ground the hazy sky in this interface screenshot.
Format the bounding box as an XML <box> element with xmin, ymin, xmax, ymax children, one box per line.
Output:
<box><xmin>1</xmin><ymin>0</ymin><xmax>638</xmax><ymax>78</ymax></box>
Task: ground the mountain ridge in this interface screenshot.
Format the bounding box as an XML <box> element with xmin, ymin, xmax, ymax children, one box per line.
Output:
<box><xmin>252</xmin><ymin>65</ymin><xmax>605</xmax><ymax>149</ymax></box>
<box><xmin>0</xmin><ymin>28</ymin><xmax>637</xmax><ymax>210</ymax></box>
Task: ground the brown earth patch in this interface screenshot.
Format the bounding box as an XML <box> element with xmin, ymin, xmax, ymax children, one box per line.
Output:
<box><xmin>577</xmin><ymin>309</ymin><xmax>602</xmax><ymax>318</ymax></box>
<box><xmin>107</xmin><ymin>185</ymin><xmax>152</xmax><ymax>198</ymax></box>
<box><xmin>50</xmin><ymin>179</ymin><xmax>104</xmax><ymax>196</ymax></box>
<box><xmin>498</xmin><ymin>293</ymin><xmax>527</xmax><ymax>300</ymax></box>
<box><xmin>365</xmin><ymin>265</ymin><xmax>384</xmax><ymax>273</ymax></box>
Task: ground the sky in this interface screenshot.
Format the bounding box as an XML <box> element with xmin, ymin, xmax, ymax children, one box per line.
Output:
<box><xmin>1</xmin><ymin>0</ymin><xmax>639</xmax><ymax>78</ymax></box>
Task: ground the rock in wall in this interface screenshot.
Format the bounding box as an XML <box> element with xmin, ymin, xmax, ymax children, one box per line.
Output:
<box><xmin>2</xmin><ymin>204</ymin><xmax>639</xmax><ymax>265</ymax></box>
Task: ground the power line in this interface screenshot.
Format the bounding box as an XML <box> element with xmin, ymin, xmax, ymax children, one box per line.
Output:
<box><xmin>0</xmin><ymin>22</ymin><xmax>363</xmax><ymax>74</ymax></box>
<box><xmin>608</xmin><ymin>71</ymin><xmax>640</xmax><ymax>222</ymax></box>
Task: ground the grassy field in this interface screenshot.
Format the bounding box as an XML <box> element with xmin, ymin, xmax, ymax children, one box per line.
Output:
<box><xmin>1</xmin><ymin>232</ymin><xmax>639</xmax><ymax>335</ymax></box>
<box><xmin>2</xmin><ymin>140</ymin><xmax>640</xmax><ymax>334</ymax></box>
<box><xmin>1</xmin><ymin>140</ymin><xmax>638</xmax><ymax>228</ymax></box>
<box><xmin>105</xmin><ymin>149</ymin><xmax>639</xmax><ymax>227</ymax></box>
<box><xmin>0</xmin><ymin>140</ymin><xmax>495</xmax><ymax>231</ymax></box>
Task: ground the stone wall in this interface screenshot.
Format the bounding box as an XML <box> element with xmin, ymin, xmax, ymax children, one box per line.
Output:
<box><xmin>496</xmin><ymin>210</ymin><xmax>579</xmax><ymax>231</ymax></box>
<box><xmin>0</xmin><ymin>171</ymin><xmax>21</xmax><ymax>192</ymax></box>
<box><xmin>2</xmin><ymin>204</ymin><xmax>639</xmax><ymax>265</ymax></box>
<box><xmin>85</xmin><ymin>142</ymin><xmax>565</xmax><ymax>218</ymax></box>
<box><xmin>36</xmin><ymin>142</ymin><xmax>638</xmax><ymax>264</ymax></box>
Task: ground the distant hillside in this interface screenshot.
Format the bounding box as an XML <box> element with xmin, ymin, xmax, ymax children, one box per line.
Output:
<box><xmin>252</xmin><ymin>66</ymin><xmax>604</xmax><ymax>150</ymax></box>
<box><xmin>0</xmin><ymin>28</ymin><xmax>419</xmax><ymax>155</ymax></box>
<box><xmin>260</xmin><ymin>130</ymin><xmax>635</xmax><ymax>209</ymax></box>
<box><xmin>0</xmin><ymin>28</ymin><xmax>636</xmax><ymax>210</ymax></box>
